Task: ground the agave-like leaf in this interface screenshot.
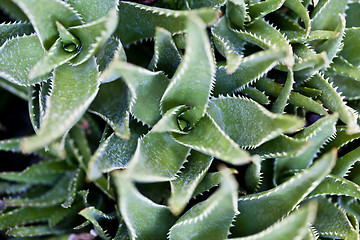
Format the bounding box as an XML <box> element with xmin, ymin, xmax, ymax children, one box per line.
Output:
<box><xmin>21</xmin><ymin>57</ymin><xmax>100</xmax><ymax>152</ymax></box>
<box><xmin>168</xmin><ymin>168</ymin><xmax>238</xmax><ymax>240</ymax></box>
<box><xmin>239</xmin><ymin>87</ymin><xmax>270</xmax><ymax>105</ymax></box>
<box><xmin>207</xmin><ymin>95</ymin><xmax>304</xmax><ymax>148</ymax></box>
<box><xmin>330</xmin><ymin>57</ymin><xmax>360</xmax><ymax>82</ymax></box>
<box><xmin>245</xmin><ymin>156</ymin><xmax>262</xmax><ymax>192</ymax></box>
<box><xmin>231</xmin><ymin>149</ymin><xmax>336</xmax><ymax>237</ymax></box>
<box><xmin>271</xmin><ymin>69</ymin><xmax>293</xmax><ymax>113</ymax></box>
<box><xmin>112</xmin><ymin>171</ymin><xmax>177</xmax><ymax>240</ymax></box>
<box><xmin>248</xmin><ymin>0</ymin><xmax>286</xmax><ymax>21</ymax></box>
<box><xmin>228</xmin><ymin>202</ymin><xmax>317</xmax><ymax>240</ymax></box>
<box><xmin>12</xmin><ymin>0</ymin><xmax>83</xmax><ymax>50</ymax></box>
<box><xmin>168</xmin><ymin>151</ymin><xmax>213</xmax><ymax>215</ymax></box>
<box><xmin>115</xmin><ymin>1</ymin><xmax>219</xmax><ymax>45</ymax></box>
<box><xmin>311</xmin><ymin>0</ymin><xmax>348</xmax><ymax>31</ymax></box>
<box><xmin>226</xmin><ymin>0</ymin><xmax>248</xmax><ymax>29</ymax></box>
<box><xmin>340</xmin><ymin>27</ymin><xmax>360</xmax><ymax>67</ymax></box>
<box><xmin>0</xmin><ymin>21</ymin><xmax>34</xmax><ymax>45</ymax></box>
<box><xmin>66</xmin><ymin>0</ymin><xmax>118</xmax><ymax>22</ymax></box>
<box><xmin>6</xmin><ymin>225</ymin><xmax>64</xmax><ymax>238</ymax></box>
<box><xmin>192</xmin><ymin>171</ymin><xmax>223</xmax><ymax>198</ymax></box>
<box><xmin>61</xmin><ymin>168</ymin><xmax>84</xmax><ymax>208</ymax></box>
<box><xmin>148</xmin><ymin>27</ymin><xmax>183</xmax><ymax>78</ymax></box>
<box><xmin>172</xmin><ymin>113</ymin><xmax>252</xmax><ymax>165</ymax></box>
<box><xmin>161</xmin><ymin>15</ymin><xmax>215</xmax><ymax>126</ymax></box>
<box><xmin>331</xmin><ymin>146</ymin><xmax>360</xmax><ymax>177</ymax></box>
<box><xmin>79</xmin><ymin>207</ymin><xmax>115</xmax><ymax>240</ymax></box>
<box><xmin>313</xmin><ymin>196</ymin><xmax>358</xmax><ymax>239</ymax></box>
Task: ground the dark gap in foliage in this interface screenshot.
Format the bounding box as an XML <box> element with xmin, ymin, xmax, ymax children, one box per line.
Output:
<box><xmin>125</xmin><ymin>40</ymin><xmax>154</xmax><ymax>69</ymax></box>
<box><xmin>136</xmin><ymin>181</ymin><xmax>171</xmax><ymax>205</ymax></box>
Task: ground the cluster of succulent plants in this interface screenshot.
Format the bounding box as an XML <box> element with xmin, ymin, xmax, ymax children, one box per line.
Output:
<box><xmin>1</xmin><ymin>0</ymin><xmax>360</xmax><ymax>239</ymax></box>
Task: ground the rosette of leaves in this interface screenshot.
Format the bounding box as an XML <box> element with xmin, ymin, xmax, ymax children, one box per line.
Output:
<box><xmin>0</xmin><ymin>0</ymin><xmax>360</xmax><ymax>239</ymax></box>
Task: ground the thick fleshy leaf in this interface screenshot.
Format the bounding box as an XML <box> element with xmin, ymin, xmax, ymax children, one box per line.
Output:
<box><xmin>12</xmin><ymin>0</ymin><xmax>83</xmax><ymax>50</ymax></box>
<box><xmin>248</xmin><ymin>0</ymin><xmax>286</xmax><ymax>21</ymax></box>
<box><xmin>245</xmin><ymin>156</ymin><xmax>262</xmax><ymax>192</ymax></box>
<box><xmin>148</xmin><ymin>27</ymin><xmax>183</xmax><ymax>78</ymax></box>
<box><xmin>226</xmin><ymin>0</ymin><xmax>248</xmax><ymax>29</ymax></box>
<box><xmin>101</xmin><ymin>61</ymin><xmax>169</xmax><ymax>126</ymax></box>
<box><xmin>79</xmin><ymin>207</ymin><xmax>114</xmax><ymax>240</ymax></box>
<box><xmin>89</xmin><ymin>80</ymin><xmax>130</xmax><ymax>139</ymax></box>
<box><xmin>231</xmin><ymin>149</ymin><xmax>336</xmax><ymax>237</ymax></box>
<box><xmin>0</xmin><ymin>77</ymin><xmax>27</xmax><ymax>100</ymax></box>
<box><xmin>126</xmin><ymin>131</ymin><xmax>190</xmax><ymax>182</ymax></box>
<box><xmin>169</xmin><ymin>151</ymin><xmax>213</xmax><ymax>215</ymax></box>
<box><xmin>69</xmin><ymin>8</ymin><xmax>118</xmax><ymax>66</ymax></box>
<box><xmin>116</xmin><ymin>1</ymin><xmax>219</xmax><ymax>45</ymax></box>
<box><xmin>228</xmin><ymin>202</ymin><xmax>317</xmax><ymax>240</ymax></box>
<box><xmin>6</xmin><ymin>225</ymin><xmax>64</xmax><ymax>238</ymax></box>
<box><xmin>61</xmin><ymin>168</ymin><xmax>84</xmax><ymax>208</ymax></box>
<box><xmin>306</xmin><ymin>74</ymin><xmax>360</xmax><ymax>133</ymax></box>
<box><xmin>0</xmin><ymin>21</ymin><xmax>34</xmax><ymax>45</ymax></box>
<box><xmin>172</xmin><ymin>114</ymin><xmax>252</xmax><ymax>165</ymax></box>
<box><xmin>207</xmin><ymin>96</ymin><xmax>304</xmax><ymax>148</ymax></box>
<box><xmin>161</xmin><ymin>15</ymin><xmax>215</xmax><ymax>125</ymax></box>
<box><xmin>271</xmin><ymin>69</ymin><xmax>293</xmax><ymax>113</ymax></box>
<box><xmin>88</xmin><ymin>132</ymin><xmax>139</xmax><ymax>181</ymax></box>
<box><xmin>329</xmin><ymin>57</ymin><xmax>360</xmax><ymax>82</ymax></box>
<box><xmin>274</xmin><ymin>114</ymin><xmax>337</xmax><ymax>182</ymax></box>
<box><xmin>0</xmin><ymin>34</ymin><xmax>47</xmax><ymax>86</ymax></box>
<box><xmin>313</xmin><ymin>196</ymin><xmax>358</xmax><ymax>239</ymax></box>
<box><xmin>311</xmin><ymin>0</ymin><xmax>348</xmax><ymax>31</ymax></box>
<box><xmin>21</xmin><ymin>57</ymin><xmax>100</xmax><ymax>152</ymax></box>
<box><xmin>239</xmin><ymin>87</ymin><xmax>270</xmax><ymax>105</ymax></box>
<box><xmin>340</xmin><ymin>27</ymin><xmax>360</xmax><ymax>67</ymax></box>
<box><xmin>97</xmin><ymin>37</ymin><xmax>126</xmax><ymax>72</ymax></box>
<box><xmin>214</xmin><ymin>48</ymin><xmax>291</xmax><ymax>95</ymax></box>
<box><xmin>169</xmin><ymin>168</ymin><xmax>238</xmax><ymax>240</ymax></box>
<box><xmin>192</xmin><ymin>171</ymin><xmax>223</xmax><ymax>198</ymax></box>
<box><xmin>66</xmin><ymin>0</ymin><xmax>118</xmax><ymax>22</ymax></box>
<box><xmin>327</xmin><ymin>72</ymin><xmax>360</xmax><ymax>101</ymax></box>
<box><xmin>309</xmin><ymin>175</ymin><xmax>360</xmax><ymax>199</ymax></box>
<box><xmin>322</xmin><ymin>126</ymin><xmax>360</xmax><ymax>152</ymax></box>
<box><xmin>112</xmin><ymin>172</ymin><xmax>177</xmax><ymax>240</ymax></box>
<box><xmin>152</xmin><ymin>105</ymin><xmax>188</xmax><ymax>134</ymax></box>
<box><xmin>284</xmin><ymin>0</ymin><xmax>311</xmax><ymax>35</ymax></box>
<box><xmin>331</xmin><ymin>146</ymin><xmax>360</xmax><ymax>177</ymax></box>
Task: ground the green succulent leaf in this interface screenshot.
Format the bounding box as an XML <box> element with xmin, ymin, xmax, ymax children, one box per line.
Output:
<box><xmin>66</xmin><ymin>0</ymin><xmax>118</xmax><ymax>22</ymax></box>
<box><xmin>168</xmin><ymin>151</ymin><xmax>213</xmax><ymax>215</ymax></box>
<box><xmin>116</xmin><ymin>1</ymin><xmax>219</xmax><ymax>45</ymax></box>
<box><xmin>148</xmin><ymin>27</ymin><xmax>183</xmax><ymax>78</ymax></box>
<box><xmin>172</xmin><ymin>114</ymin><xmax>252</xmax><ymax>165</ymax></box>
<box><xmin>231</xmin><ymin>149</ymin><xmax>336</xmax><ymax>237</ymax></box>
<box><xmin>126</xmin><ymin>131</ymin><xmax>190</xmax><ymax>182</ymax></box>
<box><xmin>0</xmin><ymin>21</ymin><xmax>34</xmax><ymax>45</ymax></box>
<box><xmin>168</xmin><ymin>168</ymin><xmax>239</xmax><ymax>240</ymax></box>
<box><xmin>248</xmin><ymin>0</ymin><xmax>286</xmax><ymax>21</ymax></box>
<box><xmin>331</xmin><ymin>146</ymin><xmax>360</xmax><ymax>177</ymax></box>
<box><xmin>12</xmin><ymin>0</ymin><xmax>83</xmax><ymax>50</ymax></box>
<box><xmin>228</xmin><ymin>202</ymin><xmax>317</xmax><ymax>240</ymax></box>
<box><xmin>6</xmin><ymin>225</ymin><xmax>64</xmax><ymax>238</ymax></box>
<box><xmin>239</xmin><ymin>87</ymin><xmax>270</xmax><ymax>105</ymax></box>
<box><xmin>340</xmin><ymin>27</ymin><xmax>360</xmax><ymax>67</ymax></box>
<box><xmin>311</xmin><ymin>0</ymin><xmax>348</xmax><ymax>31</ymax></box>
<box><xmin>61</xmin><ymin>168</ymin><xmax>84</xmax><ymax>208</ymax></box>
<box><xmin>207</xmin><ymin>95</ymin><xmax>304</xmax><ymax>148</ymax></box>
<box><xmin>21</xmin><ymin>57</ymin><xmax>100</xmax><ymax>152</ymax></box>
<box><xmin>0</xmin><ymin>34</ymin><xmax>47</xmax><ymax>86</ymax></box>
<box><xmin>101</xmin><ymin>61</ymin><xmax>169</xmax><ymax>126</ymax></box>
<box><xmin>271</xmin><ymin>69</ymin><xmax>294</xmax><ymax>114</ymax></box>
<box><xmin>161</xmin><ymin>15</ymin><xmax>215</xmax><ymax>125</ymax></box>
<box><xmin>192</xmin><ymin>171</ymin><xmax>223</xmax><ymax>198</ymax></box>
<box><xmin>152</xmin><ymin>105</ymin><xmax>188</xmax><ymax>134</ymax></box>
<box><xmin>79</xmin><ymin>207</ymin><xmax>114</xmax><ymax>240</ymax></box>
<box><xmin>89</xmin><ymin>80</ymin><xmax>130</xmax><ymax>139</ymax></box>
<box><xmin>226</xmin><ymin>0</ymin><xmax>248</xmax><ymax>30</ymax></box>
<box><xmin>0</xmin><ymin>0</ymin><xmax>28</xmax><ymax>21</ymax></box>
<box><xmin>245</xmin><ymin>156</ymin><xmax>262</xmax><ymax>192</ymax></box>
<box><xmin>113</xmin><ymin>172</ymin><xmax>177</xmax><ymax>240</ymax></box>
<box><xmin>313</xmin><ymin>196</ymin><xmax>358</xmax><ymax>240</ymax></box>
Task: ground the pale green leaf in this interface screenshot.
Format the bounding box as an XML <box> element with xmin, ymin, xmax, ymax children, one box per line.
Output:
<box><xmin>340</xmin><ymin>27</ymin><xmax>360</xmax><ymax>67</ymax></box>
<box><xmin>271</xmin><ymin>69</ymin><xmax>294</xmax><ymax>113</ymax></box>
<box><xmin>79</xmin><ymin>207</ymin><xmax>114</xmax><ymax>240</ymax></box>
<box><xmin>66</xmin><ymin>0</ymin><xmax>118</xmax><ymax>22</ymax></box>
<box><xmin>0</xmin><ymin>21</ymin><xmax>34</xmax><ymax>45</ymax></box>
<box><xmin>311</xmin><ymin>0</ymin><xmax>348</xmax><ymax>31</ymax></box>
<box><xmin>6</xmin><ymin>225</ymin><xmax>64</xmax><ymax>238</ymax></box>
<box><xmin>331</xmin><ymin>146</ymin><xmax>360</xmax><ymax>177</ymax></box>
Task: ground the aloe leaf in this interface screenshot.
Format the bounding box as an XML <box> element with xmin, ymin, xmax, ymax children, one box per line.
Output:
<box><xmin>97</xmin><ymin>37</ymin><xmax>126</xmax><ymax>73</ymax></box>
<box><xmin>274</xmin><ymin>114</ymin><xmax>337</xmax><ymax>182</ymax></box>
<box><xmin>101</xmin><ymin>61</ymin><xmax>169</xmax><ymax>126</ymax></box>
<box><xmin>311</xmin><ymin>0</ymin><xmax>348</xmax><ymax>31</ymax></box>
<box><xmin>322</xmin><ymin>126</ymin><xmax>360</xmax><ymax>152</ymax></box>
<box><xmin>0</xmin><ymin>182</ymin><xmax>32</xmax><ymax>195</ymax></box>
<box><xmin>148</xmin><ymin>27</ymin><xmax>183</xmax><ymax>78</ymax></box>
<box><xmin>168</xmin><ymin>151</ymin><xmax>213</xmax><ymax>215</ymax></box>
<box><xmin>161</xmin><ymin>15</ymin><xmax>215</xmax><ymax>125</ymax></box>
<box><xmin>251</xmin><ymin>134</ymin><xmax>309</xmax><ymax>158</ymax></box>
<box><xmin>248</xmin><ymin>0</ymin><xmax>286</xmax><ymax>21</ymax></box>
<box><xmin>1</xmin><ymin>172</ymin><xmax>73</xmax><ymax>207</ymax></box>
<box><xmin>214</xmin><ymin>48</ymin><xmax>290</xmax><ymax>95</ymax></box>
<box><xmin>271</xmin><ymin>69</ymin><xmax>294</xmax><ymax>113</ymax></box>
<box><xmin>69</xmin><ymin>8</ymin><xmax>118</xmax><ymax>66</ymax></box>
<box><xmin>327</xmin><ymin>74</ymin><xmax>360</xmax><ymax>101</ymax></box>
<box><xmin>89</xmin><ymin>80</ymin><xmax>130</xmax><ymax>139</ymax></box>
<box><xmin>112</xmin><ymin>172</ymin><xmax>177</xmax><ymax>240</ymax></box>
<box><xmin>239</xmin><ymin>87</ymin><xmax>270</xmax><ymax>105</ymax></box>
<box><xmin>29</xmin><ymin>38</ymin><xmax>80</xmax><ymax>79</ymax></box>
<box><xmin>330</xmin><ymin>56</ymin><xmax>360</xmax><ymax>82</ymax></box>
<box><xmin>187</xmin><ymin>0</ymin><xmax>227</xmax><ymax>9</ymax></box>
<box><xmin>21</xmin><ymin>57</ymin><xmax>100</xmax><ymax>152</ymax></box>
<box><xmin>207</xmin><ymin>96</ymin><xmax>304</xmax><ymax>148</ymax></box>
<box><xmin>116</xmin><ymin>1</ymin><xmax>218</xmax><ymax>45</ymax></box>
<box><xmin>284</xmin><ymin>0</ymin><xmax>311</xmax><ymax>35</ymax></box>
<box><xmin>313</xmin><ymin>196</ymin><xmax>358</xmax><ymax>239</ymax></box>
<box><xmin>306</xmin><ymin>73</ymin><xmax>360</xmax><ymax>133</ymax></box>
<box><xmin>287</xmin><ymin>29</ymin><xmax>338</xmax><ymax>43</ymax></box>
<box><xmin>66</xmin><ymin>0</ymin><xmax>118</xmax><ymax>22</ymax></box>
<box><xmin>49</xmin><ymin>201</ymin><xmax>84</xmax><ymax>227</ymax></box>
<box><xmin>228</xmin><ymin>202</ymin><xmax>317</xmax><ymax>240</ymax></box>
<box><xmin>0</xmin><ymin>34</ymin><xmax>47</xmax><ymax>86</ymax></box>
<box><xmin>126</xmin><ymin>131</ymin><xmax>190</xmax><ymax>182</ymax></box>
<box><xmin>293</xmin><ymin>51</ymin><xmax>329</xmax><ymax>72</ymax></box>
<box><xmin>61</xmin><ymin>168</ymin><xmax>84</xmax><ymax>208</ymax></box>
<box><xmin>192</xmin><ymin>171</ymin><xmax>222</xmax><ymax>198</ymax></box>
<box><xmin>79</xmin><ymin>207</ymin><xmax>114</xmax><ymax>240</ymax></box>
<box><xmin>0</xmin><ymin>159</ymin><xmax>73</xmax><ymax>184</ymax></box>
<box><xmin>231</xmin><ymin>149</ymin><xmax>336</xmax><ymax>237</ymax></box>
<box><xmin>6</xmin><ymin>225</ymin><xmax>64</xmax><ymax>237</ymax></box>
<box><xmin>256</xmin><ymin>77</ymin><xmax>327</xmax><ymax>114</ymax></box>
<box><xmin>0</xmin><ymin>77</ymin><xmax>27</xmax><ymax>100</ymax></box>
<box><xmin>12</xmin><ymin>0</ymin><xmax>83</xmax><ymax>50</ymax></box>
<box><xmin>28</xmin><ymin>85</ymin><xmax>41</xmax><ymax>131</ymax></box>
<box><xmin>226</xmin><ymin>0</ymin><xmax>248</xmax><ymax>29</ymax></box>
<box><xmin>331</xmin><ymin>146</ymin><xmax>360</xmax><ymax>177</ymax></box>
<box><xmin>173</xmin><ymin>114</ymin><xmax>252</xmax><ymax>165</ymax></box>
<box><xmin>168</xmin><ymin>168</ymin><xmax>238</xmax><ymax>240</ymax></box>
<box><xmin>88</xmin><ymin>132</ymin><xmax>139</xmax><ymax>181</ymax></box>
<box><xmin>0</xmin><ymin>21</ymin><xmax>34</xmax><ymax>45</ymax></box>
<box><xmin>245</xmin><ymin>156</ymin><xmax>262</xmax><ymax>192</ymax></box>
<box><xmin>152</xmin><ymin>105</ymin><xmax>188</xmax><ymax>134</ymax></box>
<box><xmin>340</xmin><ymin>27</ymin><xmax>360</xmax><ymax>67</ymax></box>
<box><xmin>309</xmin><ymin>175</ymin><xmax>360</xmax><ymax>199</ymax></box>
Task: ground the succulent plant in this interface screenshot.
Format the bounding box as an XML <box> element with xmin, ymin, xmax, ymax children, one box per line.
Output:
<box><xmin>1</xmin><ymin>0</ymin><xmax>360</xmax><ymax>239</ymax></box>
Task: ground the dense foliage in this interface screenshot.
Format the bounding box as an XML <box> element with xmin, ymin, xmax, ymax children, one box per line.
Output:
<box><xmin>1</xmin><ymin>0</ymin><xmax>360</xmax><ymax>239</ymax></box>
